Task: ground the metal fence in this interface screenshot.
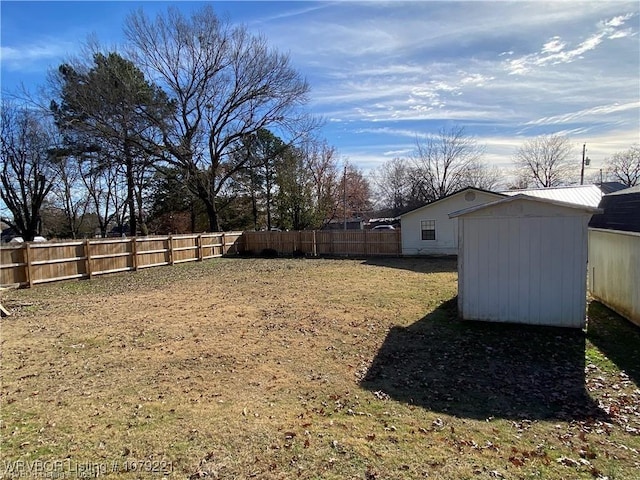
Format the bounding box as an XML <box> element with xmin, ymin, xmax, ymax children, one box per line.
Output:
<box><xmin>1</xmin><ymin>232</ymin><xmax>243</xmax><ymax>288</ymax></box>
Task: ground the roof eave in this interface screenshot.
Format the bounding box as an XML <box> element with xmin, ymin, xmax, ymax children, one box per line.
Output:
<box><xmin>400</xmin><ymin>187</ymin><xmax>505</xmax><ymax>218</ymax></box>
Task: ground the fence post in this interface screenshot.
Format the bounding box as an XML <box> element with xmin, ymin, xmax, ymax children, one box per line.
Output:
<box><xmin>220</xmin><ymin>233</ymin><xmax>226</xmax><ymax>255</ymax></box>
<box><xmin>84</xmin><ymin>239</ymin><xmax>93</xmax><ymax>279</ymax></box>
<box><xmin>197</xmin><ymin>234</ymin><xmax>203</xmax><ymax>261</ymax></box>
<box><xmin>312</xmin><ymin>230</ymin><xmax>317</xmax><ymax>257</ymax></box>
<box><xmin>131</xmin><ymin>237</ymin><xmax>138</xmax><ymax>271</ymax></box>
<box><xmin>168</xmin><ymin>235</ymin><xmax>174</xmax><ymax>265</ymax></box>
<box><xmin>230</xmin><ymin>233</ymin><xmax>238</xmax><ymax>255</ymax></box>
<box><xmin>363</xmin><ymin>229</ymin><xmax>368</xmax><ymax>256</ymax></box>
<box><xmin>24</xmin><ymin>243</ymin><xmax>33</xmax><ymax>288</ymax></box>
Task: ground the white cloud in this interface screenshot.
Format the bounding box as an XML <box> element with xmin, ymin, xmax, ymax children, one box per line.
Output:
<box><xmin>504</xmin><ymin>12</ymin><xmax>636</xmax><ymax>75</ymax></box>
<box><xmin>354</xmin><ymin>127</ymin><xmax>422</xmax><ymax>140</ymax></box>
<box><xmin>525</xmin><ymin>102</ymin><xmax>640</xmax><ymax>126</ymax></box>
<box><xmin>542</xmin><ymin>37</ymin><xmax>566</xmax><ymax>54</ymax></box>
<box><xmin>459</xmin><ymin>73</ymin><xmax>494</xmax><ymax>87</ymax></box>
<box><xmin>602</xmin><ymin>13</ymin><xmax>635</xmax><ymax>28</ymax></box>
<box><xmin>0</xmin><ymin>41</ymin><xmax>74</xmax><ymax>71</ymax></box>
<box><xmin>608</xmin><ymin>29</ymin><xmax>635</xmax><ymax>39</ymax></box>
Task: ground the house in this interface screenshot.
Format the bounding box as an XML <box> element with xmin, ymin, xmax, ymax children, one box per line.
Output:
<box><xmin>588</xmin><ymin>185</ymin><xmax>640</xmax><ymax>326</ymax></box>
<box><xmin>450</xmin><ymin>195</ymin><xmax>601</xmax><ymax>328</ymax></box>
<box><xmin>400</xmin><ymin>187</ymin><xmax>505</xmax><ymax>255</ymax></box>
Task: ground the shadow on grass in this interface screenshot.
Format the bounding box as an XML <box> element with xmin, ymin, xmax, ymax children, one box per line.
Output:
<box><xmin>361</xmin><ymin>297</ymin><xmax>605</xmax><ymax>421</ymax></box>
<box><xmin>587</xmin><ymin>301</ymin><xmax>640</xmax><ymax>386</ymax></box>
<box><xmin>362</xmin><ymin>256</ymin><xmax>457</xmax><ymax>274</ymax></box>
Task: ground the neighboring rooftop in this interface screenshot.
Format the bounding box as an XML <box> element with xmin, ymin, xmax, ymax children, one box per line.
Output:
<box><xmin>589</xmin><ymin>185</ymin><xmax>640</xmax><ymax>233</ymax></box>
<box><xmin>598</xmin><ymin>182</ymin><xmax>628</xmax><ymax>195</ymax></box>
<box><xmin>501</xmin><ymin>184</ymin><xmax>604</xmax><ymax>208</ymax></box>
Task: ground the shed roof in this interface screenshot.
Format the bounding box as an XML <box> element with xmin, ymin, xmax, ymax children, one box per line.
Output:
<box><xmin>501</xmin><ymin>184</ymin><xmax>603</xmax><ymax>208</ymax></box>
<box><xmin>400</xmin><ymin>186</ymin><xmax>505</xmax><ymax>217</ymax></box>
<box><xmin>449</xmin><ymin>194</ymin><xmax>603</xmax><ymax>218</ymax></box>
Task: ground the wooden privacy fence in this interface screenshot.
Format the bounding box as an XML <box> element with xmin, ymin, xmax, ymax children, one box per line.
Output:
<box><xmin>1</xmin><ymin>230</ymin><xmax>400</xmax><ymax>289</ymax></box>
<box><xmin>243</xmin><ymin>230</ymin><xmax>402</xmax><ymax>257</ymax></box>
<box><xmin>1</xmin><ymin>232</ymin><xmax>242</xmax><ymax>288</ymax></box>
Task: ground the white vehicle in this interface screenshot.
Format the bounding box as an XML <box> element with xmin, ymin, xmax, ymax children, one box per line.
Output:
<box><xmin>9</xmin><ymin>236</ymin><xmax>47</xmax><ymax>243</ymax></box>
<box><xmin>372</xmin><ymin>225</ymin><xmax>395</xmax><ymax>230</ymax></box>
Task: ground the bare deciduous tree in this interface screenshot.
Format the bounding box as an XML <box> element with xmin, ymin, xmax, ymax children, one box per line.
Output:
<box><xmin>339</xmin><ymin>162</ymin><xmax>372</xmax><ymax>221</ymax></box>
<box><xmin>1</xmin><ymin>102</ymin><xmax>58</xmax><ymax>241</ymax></box>
<box><xmin>604</xmin><ymin>145</ymin><xmax>640</xmax><ymax>187</ymax></box>
<box><xmin>513</xmin><ymin>135</ymin><xmax>575</xmax><ymax>188</ymax></box>
<box><xmin>373</xmin><ymin>157</ymin><xmax>411</xmax><ymax>211</ymax></box>
<box><xmin>462</xmin><ymin>159</ymin><xmax>502</xmax><ymax>192</ymax></box>
<box><xmin>125</xmin><ymin>6</ymin><xmax>314</xmax><ymax>231</ymax></box>
<box><xmin>412</xmin><ymin>126</ymin><xmax>485</xmax><ymax>201</ymax></box>
<box><xmin>79</xmin><ymin>153</ymin><xmax>128</xmax><ymax>238</ymax></box>
<box><xmin>305</xmin><ymin>140</ymin><xmax>340</xmax><ymax>226</ymax></box>
<box><xmin>49</xmin><ymin>155</ymin><xmax>90</xmax><ymax>239</ymax></box>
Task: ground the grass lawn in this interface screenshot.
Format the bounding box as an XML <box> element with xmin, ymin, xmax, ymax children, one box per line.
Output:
<box><xmin>1</xmin><ymin>257</ymin><xmax>638</xmax><ymax>479</ymax></box>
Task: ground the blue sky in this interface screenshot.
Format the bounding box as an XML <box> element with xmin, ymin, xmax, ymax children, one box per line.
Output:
<box><xmin>1</xmin><ymin>1</ymin><xmax>639</xmax><ymax>180</ymax></box>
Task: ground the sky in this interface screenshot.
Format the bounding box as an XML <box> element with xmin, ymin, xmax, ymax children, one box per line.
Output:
<box><xmin>1</xmin><ymin>1</ymin><xmax>639</xmax><ymax>182</ymax></box>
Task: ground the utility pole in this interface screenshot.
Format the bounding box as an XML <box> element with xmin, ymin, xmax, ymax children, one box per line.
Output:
<box><xmin>343</xmin><ymin>164</ymin><xmax>347</xmax><ymax>230</ymax></box>
<box><xmin>580</xmin><ymin>143</ymin><xmax>586</xmax><ymax>185</ymax></box>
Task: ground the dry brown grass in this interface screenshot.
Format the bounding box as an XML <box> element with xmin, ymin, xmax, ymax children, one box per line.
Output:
<box><xmin>1</xmin><ymin>257</ymin><xmax>638</xmax><ymax>479</ymax></box>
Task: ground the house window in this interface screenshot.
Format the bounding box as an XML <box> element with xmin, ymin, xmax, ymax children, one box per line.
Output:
<box><xmin>421</xmin><ymin>220</ymin><xmax>436</xmax><ymax>240</ymax></box>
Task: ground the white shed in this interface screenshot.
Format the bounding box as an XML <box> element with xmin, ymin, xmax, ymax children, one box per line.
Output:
<box><xmin>449</xmin><ymin>195</ymin><xmax>601</xmax><ymax>328</ymax></box>
<box><xmin>400</xmin><ymin>187</ymin><xmax>505</xmax><ymax>255</ymax></box>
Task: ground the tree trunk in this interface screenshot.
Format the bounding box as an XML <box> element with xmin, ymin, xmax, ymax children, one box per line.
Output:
<box><xmin>203</xmin><ymin>199</ymin><xmax>220</xmax><ymax>232</ymax></box>
<box><xmin>190</xmin><ymin>202</ymin><xmax>197</xmax><ymax>233</ymax></box>
<box><xmin>125</xmin><ymin>139</ymin><xmax>137</xmax><ymax>236</ymax></box>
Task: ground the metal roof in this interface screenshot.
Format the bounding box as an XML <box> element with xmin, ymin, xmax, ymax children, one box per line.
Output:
<box><xmin>449</xmin><ymin>194</ymin><xmax>602</xmax><ymax>218</ymax></box>
<box><xmin>501</xmin><ymin>185</ymin><xmax>603</xmax><ymax>208</ymax></box>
